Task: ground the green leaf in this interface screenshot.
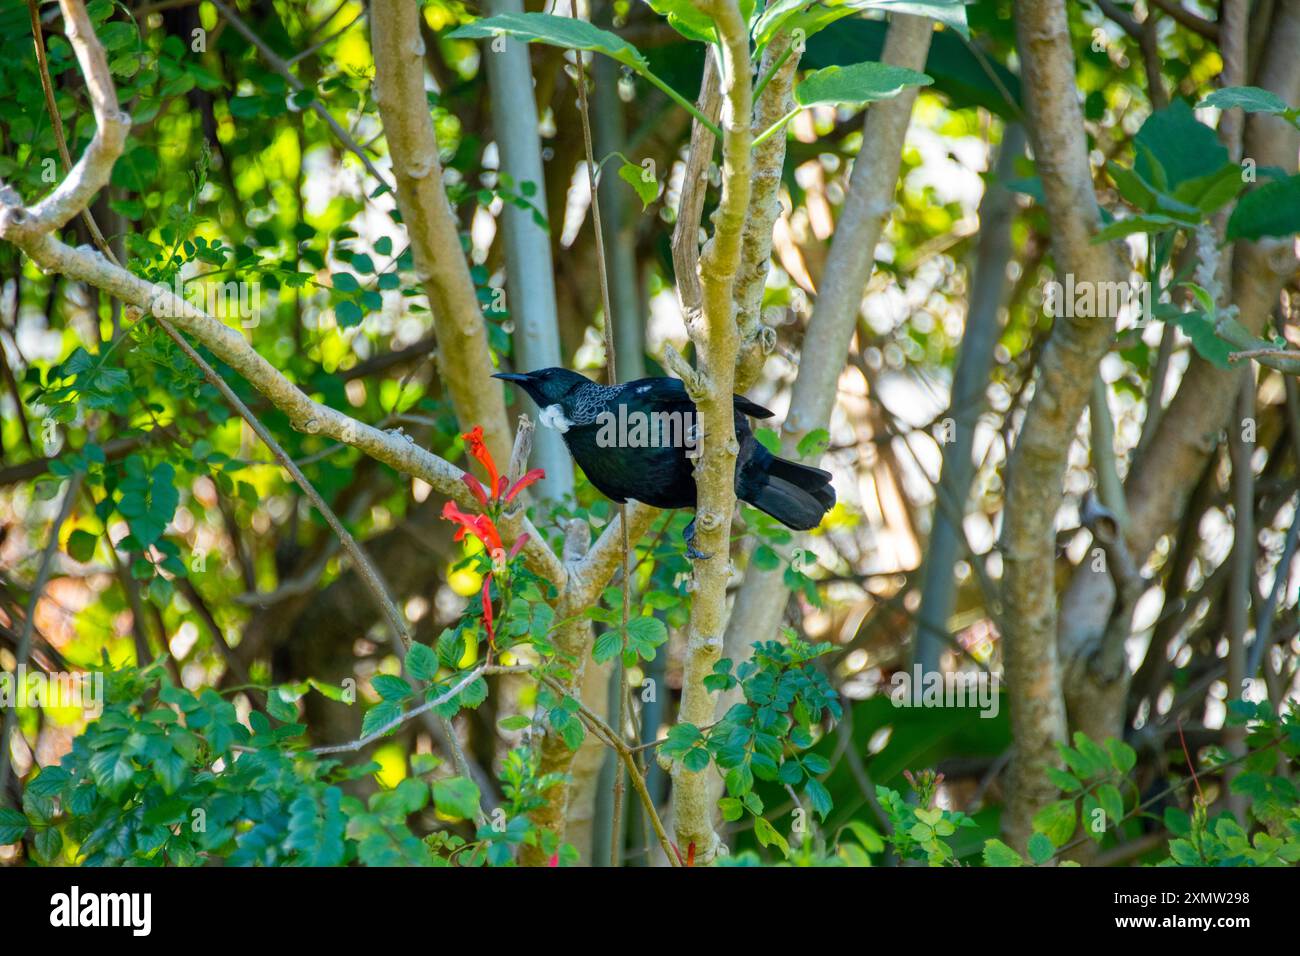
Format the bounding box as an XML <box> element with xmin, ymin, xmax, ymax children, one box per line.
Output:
<box><xmin>1227</xmin><ymin>173</ymin><xmax>1300</xmax><ymax>241</ymax></box>
<box><xmin>1165</xmin><ymin>308</ymin><xmax>1233</xmax><ymax>369</ymax></box>
<box><xmin>753</xmin><ymin>815</ymin><xmax>791</xmax><ymax>858</ymax></box>
<box><xmin>498</xmin><ymin>714</ymin><xmax>532</xmax><ymax>732</ymax></box>
<box><xmin>1172</xmin><ymin>163</ymin><xmax>1247</xmax><ymax>214</ymax></box>
<box><xmin>1105</xmin><ymin>738</ymin><xmax>1137</xmax><ymax>775</ymax></box>
<box><xmin>592</xmin><ymin>628</ymin><xmax>624</xmax><ymax>664</ymax></box>
<box><xmin>1092</xmin><ymin>213</ymin><xmax>1187</xmax><ymax>243</ymax></box>
<box><xmin>983</xmin><ymin>838</ymin><xmax>1024</xmax><ymax>867</ymax></box>
<box><xmin>617</xmin><ymin>159</ymin><xmax>658</xmax><ymax>210</ymax></box>
<box><xmin>1027</xmin><ymin>832</ymin><xmax>1055</xmax><ymax>864</ymax></box>
<box><xmin>433</xmin><ymin>777</ymin><xmax>482</xmax><ymax>821</ymax></box>
<box><xmin>361</xmin><ymin>700</ymin><xmax>402</xmax><ymax>738</ymax></box>
<box><xmin>33</xmin><ymin>825</ymin><xmax>63</xmax><ymax>862</ymax></box>
<box><xmin>644</xmin><ymin>0</ymin><xmax>717</xmax><ymax>43</ymax></box>
<box><xmin>1168</xmin><ymin>838</ymin><xmax>1201</xmax><ymax>866</ymax></box>
<box><xmin>1197</xmin><ymin>86</ymin><xmax>1291</xmax><ymax>115</ymax></box>
<box><xmin>795</xmin><ymin>61</ymin><xmax>933</xmax><ymax>108</ymax></box>
<box><xmin>842</xmin><ymin>820</ymin><xmax>884</xmax><ymax>854</ymax></box>
<box><xmin>624</xmin><ymin>615</ymin><xmax>668</xmax><ymax>660</ymax></box>
<box><xmin>1097</xmin><ymin>783</ymin><xmax>1124</xmax><ymax>830</ymax></box>
<box><xmin>26</xmin><ymin>766</ymin><xmax>71</xmax><ymax>798</ymax></box>
<box><xmin>796</xmin><ymin>427</ymin><xmax>830</xmax><ymax>460</ymax></box>
<box><xmin>336</xmin><ymin>300</ymin><xmax>363</xmax><ymax>327</ymax></box>
<box><xmin>683</xmin><ymin>746</ymin><xmax>711</xmax><ymax>773</ymax></box>
<box><xmin>850</xmin><ymin>0</ymin><xmax>970</xmax><ymax>38</ymax></box>
<box><xmin>1163</xmin><ymin>806</ymin><xmax>1192</xmax><ymax>837</ymax></box>
<box><xmin>1032</xmin><ymin>798</ymin><xmax>1077</xmax><ymax>847</ymax></box>
<box><xmin>0</xmin><ymin>807</ymin><xmax>28</xmax><ymax>844</ymax></box>
<box><xmin>448</xmin><ymin>13</ymin><xmax>648</xmax><ymax>71</ymax></box>
<box><xmin>265</xmin><ymin>687</ymin><xmax>298</xmax><ymax>722</ymax></box>
<box><xmin>66</xmin><ymin>529</ymin><xmax>97</xmax><ymax>563</ymax></box>
<box><xmin>372</xmin><ymin>674</ymin><xmax>413</xmax><ymax>702</ymax></box>
<box><xmin>1134</xmin><ymin>100</ymin><xmax>1228</xmax><ymax>188</ymax></box>
<box><xmin>804</xmin><ymin>777</ymin><xmax>833</xmax><ymax>820</ymax></box>
<box><xmin>406</xmin><ymin>642</ymin><xmax>437</xmax><ymax>681</ymax></box>
<box><xmin>1045</xmin><ymin>767</ymin><xmax>1082</xmax><ymax>792</ymax></box>
<box><xmin>1082</xmin><ymin>793</ymin><xmax>1104</xmax><ymax>841</ymax></box>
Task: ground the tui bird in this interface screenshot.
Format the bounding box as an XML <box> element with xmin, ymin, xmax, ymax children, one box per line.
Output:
<box><xmin>493</xmin><ymin>367</ymin><xmax>835</xmax><ymax>557</ymax></box>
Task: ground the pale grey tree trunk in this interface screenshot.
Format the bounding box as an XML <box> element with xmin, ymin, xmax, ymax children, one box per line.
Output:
<box><xmin>483</xmin><ymin>0</ymin><xmax>574</xmax><ymax>502</ymax></box>
<box><xmin>913</xmin><ymin>122</ymin><xmax>1024</xmax><ymax>674</ymax></box>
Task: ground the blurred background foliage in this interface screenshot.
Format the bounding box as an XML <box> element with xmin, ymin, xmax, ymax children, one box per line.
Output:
<box><xmin>0</xmin><ymin>0</ymin><xmax>1297</xmax><ymax>866</ymax></box>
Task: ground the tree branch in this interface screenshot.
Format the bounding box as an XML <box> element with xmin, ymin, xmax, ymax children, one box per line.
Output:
<box><xmin>667</xmin><ymin>0</ymin><xmax>753</xmax><ymax>864</ymax></box>
<box><xmin>998</xmin><ymin>0</ymin><xmax>1128</xmax><ymax>850</ymax></box>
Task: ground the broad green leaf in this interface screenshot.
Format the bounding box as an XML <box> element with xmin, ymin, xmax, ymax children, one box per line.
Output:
<box><xmin>1166</xmin><ymin>309</ymin><xmax>1233</xmax><ymax>369</ymax></box>
<box><xmin>1082</xmin><ymin>793</ymin><xmax>1104</xmax><ymax>842</ymax></box>
<box><xmin>1032</xmin><ymin>798</ymin><xmax>1077</xmax><ymax>847</ymax></box>
<box><xmin>0</xmin><ymin>807</ymin><xmax>27</xmax><ymax>844</ymax></box>
<box><xmin>848</xmin><ymin>0</ymin><xmax>970</xmax><ymax>38</ymax></box>
<box><xmin>1097</xmin><ymin>784</ymin><xmax>1124</xmax><ymax>831</ymax></box>
<box><xmin>982</xmin><ymin>838</ymin><xmax>1023</xmax><ymax>867</ymax></box>
<box><xmin>617</xmin><ymin>159</ymin><xmax>659</xmax><ymax>211</ymax></box>
<box><xmin>1134</xmin><ymin>100</ymin><xmax>1228</xmax><ymax>188</ymax></box>
<box><xmin>360</xmin><ymin>700</ymin><xmax>402</xmax><ymax>738</ymax></box>
<box><xmin>753</xmin><ymin>815</ymin><xmax>791</xmax><ymax>858</ymax></box>
<box><xmin>1163</xmin><ymin>806</ymin><xmax>1192</xmax><ymax>837</ymax></box>
<box><xmin>1045</xmin><ymin>767</ymin><xmax>1082</xmax><ymax>792</ymax></box>
<box><xmin>1197</xmin><ymin>86</ymin><xmax>1291</xmax><ymax>115</ymax></box>
<box><xmin>1226</xmin><ymin>174</ymin><xmax>1300</xmax><ymax>241</ymax></box>
<box><xmin>1105</xmin><ymin>738</ymin><xmax>1137</xmax><ymax>775</ymax></box>
<box><xmin>34</xmin><ymin>826</ymin><xmax>63</xmax><ymax>862</ymax></box>
<box><xmin>755</xmin><ymin>0</ymin><xmax>969</xmax><ymax>48</ymax></box>
<box><xmin>592</xmin><ymin>628</ymin><xmax>624</xmax><ymax>664</ymax></box>
<box><xmin>1091</xmin><ymin>213</ymin><xmax>1186</xmax><ymax>243</ymax></box>
<box><xmin>795</xmin><ymin>60</ymin><xmax>932</xmax><ymax>107</ymax></box>
<box><xmin>371</xmin><ymin>674</ymin><xmax>414</xmax><ymax>702</ymax></box>
<box><xmin>797</xmin><ymin>427</ymin><xmax>830</xmax><ymax>459</ymax></box>
<box><xmin>1168</xmin><ymin>838</ymin><xmax>1201</xmax><ymax>865</ymax></box>
<box><xmin>405</xmin><ymin>642</ymin><xmax>437</xmax><ymax>682</ymax></box>
<box><xmin>644</xmin><ymin>0</ymin><xmax>716</xmax><ymax>43</ymax></box>
<box><xmin>1171</xmin><ymin>163</ymin><xmax>1247</xmax><ymax>214</ymax></box>
<box><xmin>753</xmin><ymin>0</ymin><xmax>817</xmax><ymax>46</ymax></box>
<box><xmin>1026</xmin><ymin>832</ymin><xmax>1054</xmax><ymax>864</ymax></box>
<box><xmin>433</xmin><ymin>777</ymin><xmax>482</xmax><ymax>821</ymax></box>
<box><xmin>842</xmin><ymin>820</ymin><xmax>884</xmax><ymax>853</ymax></box>
<box><xmin>448</xmin><ymin>13</ymin><xmax>648</xmax><ymax>71</ymax></box>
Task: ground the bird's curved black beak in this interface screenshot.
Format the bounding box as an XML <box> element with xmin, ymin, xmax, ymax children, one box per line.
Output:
<box><xmin>492</xmin><ymin>372</ymin><xmax>532</xmax><ymax>383</ymax></box>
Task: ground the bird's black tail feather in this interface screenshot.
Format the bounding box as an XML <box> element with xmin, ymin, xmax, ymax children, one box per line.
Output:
<box><xmin>744</xmin><ymin>455</ymin><xmax>836</xmax><ymax>531</ymax></box>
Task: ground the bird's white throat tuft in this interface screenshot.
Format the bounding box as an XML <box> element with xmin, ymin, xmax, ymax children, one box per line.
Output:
<box><xmin>539</xmin><ymin>403</ymin><xmax>573</xmax><ymax>433</ymax></box>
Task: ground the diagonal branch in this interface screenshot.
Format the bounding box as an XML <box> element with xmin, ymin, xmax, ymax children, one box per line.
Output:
<box><xmin>370</xmin><ymin>0</ymin><xmax>513</xmax><ymax>465</ymax></box>
<box><xmin>0</xmin><ymin>0</ymin><xmax>562</xmax><ymax>588</ymax></box>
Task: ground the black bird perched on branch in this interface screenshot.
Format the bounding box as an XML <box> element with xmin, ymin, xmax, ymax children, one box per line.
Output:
<box><xmin>493</xmin><ymin>367</ymin><xmax>836</xmax><ymax>557</ymax></box>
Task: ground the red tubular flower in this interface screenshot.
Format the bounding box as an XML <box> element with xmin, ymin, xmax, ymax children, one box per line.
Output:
<box><xmin>461</xmin><ymin>472</ymin><xmax>490</xmax><ymax>508</ymax></box>
<box><xmin>503</xmin><ymin>468</ymin><xmax>546</xmax><ymax>504</ymax></box>
<box><xmin>441</xmin><ymin>501</ymin><xmax>504</xmax><ymax>553</ymax></box>
<box><xmin>507</xmin><ymin>532</ymin><xmax>530</xmax><ymax>561</ymax></box>
<box><xmin>480</xmin><ymin>575</ymin><xmax>495</xmax><ymax>647</ymax></box>
<box><xmin>461</xmin><ymin>426</ymin><xmax>500</xmax><ymax>499</ymax></box>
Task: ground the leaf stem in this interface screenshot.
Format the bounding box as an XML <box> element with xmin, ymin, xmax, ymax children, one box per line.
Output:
<box><xmin>642</xmin><ymin>69</ymin><xmax>725</xmax><ymax>138</ymax></box>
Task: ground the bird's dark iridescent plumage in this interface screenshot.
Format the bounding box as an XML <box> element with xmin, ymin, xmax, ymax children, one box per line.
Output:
<box><xmin>493</xmin><ymin>368</ymin><xmax>835</xmax><ymax>549</ymax></box>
